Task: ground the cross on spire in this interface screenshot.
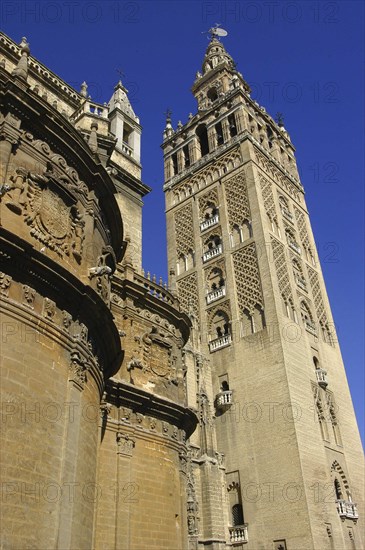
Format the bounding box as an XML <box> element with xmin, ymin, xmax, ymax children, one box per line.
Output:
<box><xmin>115</xmin><ymin>67</ymin><xmax>126</xmax><ymax>86</ymax></box>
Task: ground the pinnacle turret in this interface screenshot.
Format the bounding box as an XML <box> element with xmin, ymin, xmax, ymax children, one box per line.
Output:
<box><xmin>12</xmin><ymin>37</ymin><xmax>30</xmax><ymax>81</ymax></box>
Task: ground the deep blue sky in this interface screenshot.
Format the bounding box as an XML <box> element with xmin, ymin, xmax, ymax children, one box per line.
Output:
<box><xmin>2</xmin><ymin>1</ymin><xmax>364</xmax><ymax>443</ymax></box>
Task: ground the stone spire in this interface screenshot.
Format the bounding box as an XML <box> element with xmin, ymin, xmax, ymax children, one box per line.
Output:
<box><xmin>108</xmin><ymin>79</ymin><xmax>141</xmax><ymax>162</ymax></box>
<box><xmin>201</xmin><ymin>36</ymin><xmax>235</xmax><ymax>76</ymax></box>
<box><xmin>12</xmin><ymin>37</ymin><xmax>30</xmax><ymax>81</ymax></box>
<box><xmin>192</xmin><ymin>33</ymin><xmax>250</xmax><ymax>97</ymax></box>
<box><xmin>163</xmin><ymin>109</ymin><xmax>174</xmax><ymax>139</ymax></box>
<box><xmin>108</xmin><ymin>80</ymin><xmax>138</xmax><ymax>121</ymax></box>
<box><xmin>80</xmin><ymin>81</ymin><xmax>88</xmax><ymax>98</ymax></box>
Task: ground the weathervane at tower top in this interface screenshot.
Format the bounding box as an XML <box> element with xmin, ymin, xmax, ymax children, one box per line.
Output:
<box><xmin>203</xmin><ymin>24</ymin><xmax>228</xmax><ymax>41</ymax></box>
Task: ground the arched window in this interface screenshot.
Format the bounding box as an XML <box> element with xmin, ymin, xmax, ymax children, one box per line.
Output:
<box><xmin>334</xmin><ymin>478</ymin><xmax>342</xmax><ymax>500</ymax></box>
<box><xmin>293</xmin><ymin>258</ymin><xmax>306</xmax><ymax>288</ymax></box>
<box><xmin>252</xmin><ymin>304</ymin><xmax>265</xmax><ymax>332</ymax></box>
<box><xmin>279</xmin><ymin>195</ymin><xmax>289</xmax><ymax>210</ymax></box>
<box><xmin>328</xmin><ymin>396</ymin><xmax>342</xmax><ymax>446</ymax></box>
<box><xmin>321</xmin><ymin>322</ymin><xmax>335</xmax><ymax>346</ymax></box>
<box><xmin>196</xmin><ymin>124</ymin><xmax>209</xmax><ymax>157</ymax></box>
<box><xmin>283</xmin><ymin>296</ymin><xmax>297</xmax><ymax>322</ymax></box>
<box><xmin>205</xmin><ymin>234</ymin><xmax>221</xmax><ymax>251</ymax></box>
<box><xmin>183</xmin><ymin>145</ymin><xmax>190</xmax><ymax>168</ymax></box>
<box><xmin>315</xmin><ymin>398</ymin><xmax>329</xmax><ymax>441</ymax></box>
<box><xmin>203</xmin><ymin>202</ymin><xmax>218</xmax><ymax>220</ymax></box>
<box><xmin>231</xmin><ymin>224</ymin><xmax>242</xmax><ymax>246</ymax></box>
<box><xmin>300</xmin><ymin>301</ymin><xmax>313</xmax><ymax>324</ymax></box>
<box><xmin>211</xmin><ymin>310</ymin><xmax>230</xmax><ymax>340</ymax></box>
<box><xmin>221</xmin><ymin>380</ymin><xmax>230</xmax><ymax>392</ymax></box>
<box><xmin>285</xmin><ymin>227</ymin><xmax>300</xmax><ymax>254</ymax></box>
<box><xmin>232</xmin><ymin>503</ymin><xmax>244</xmax><ymax>526</ymax></box>
<box><xmin>171</xmin><ymin>152</ymin><xmax>178</xmax><ymax>175</ymax></box>
<box><xmin>215</xmin><ymin>121</ymin><xmax>224</xmax><ymax>146</ymax></box>
<box><xmin>186</xmin><ymin>249</ymin><xmax>195</xmax><ymax>270</ymax></box>
<box><xmin>207</xmin><ymin>87</ymin><xmax>218</xmax><ymax>102</ymax></box>
<box><xmin>207</xmin><ymin>267</ymin><xmax>224</xmax><ymax>291</ymax></box>
<box><xmin>228</xmin><ymin>114</ymin><xmax>238</xmax><ymax>137</ymax></box>
<box><xmin>242</xmin><ymin>219</ymin><xmax>252</xmax><ymax>241</ymax></box>
<box><xmin>242</xmin><ymin>308</ymin><xmax>253</xmax><ymax>335</ymax></box>
<box><xmin>177</xmin><ymin>254</ymin><xmax>186</xmax><ymax>275</ymax></box>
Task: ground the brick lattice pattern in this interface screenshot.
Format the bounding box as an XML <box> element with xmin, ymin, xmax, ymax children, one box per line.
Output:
<box><xmin>232</xmin><ymin>243</ymin><xmax>264</xmax><ymax>313</ymax></box>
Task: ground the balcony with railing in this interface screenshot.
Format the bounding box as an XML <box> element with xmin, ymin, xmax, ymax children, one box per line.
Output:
<box><xmin>203</xmin><ymin>244</ymin><xmax>223</xmax><ymax>263</ymax></box>
<box><xmin>289</xmin><ymin>240</ymin><xmax>301</xmax><ymax>255</ymax></box>
<box><xmin>316</xmin><ymin>368</ymin><xmax>328</xmax><ymax>388</ymax></box>
<box><xmin>121</xmin><ymin>141</ymin><xmax>133</xmax><ymax>157</ymax></box>
<box><xmin>305</xmin><ymin>320</ymin><xmax>317</xmax><ymax>336</ymax></box>
<box><xmin>215</xmin><ymin>390</ymin><xmax>233</xmax><ymax>411</ymax></box>
<box><xmin>131</xmin><ymin>269</ymin><xmax>177</xmax><ymax>306</ymax></box>
<box><xmin>200</xmin><ymin>214</ymin><xmax>219</xmax><ymax>232</ymax></box>
<box><xmin>209</xmin><ymin>333</ymin><xmax>232</xmax><ymax>352</ymax></box>
<box><xmin>337</xmin><ymin>500</ymin><xmax>359</xmax><ymax>520</ymax></box>
<box><xmin>206</xmin><ymin>286</ymin><xmax>226</xmax><ymax>305</ymax></box>
<box><xmin>229</xmin><ymin>524</ymin><xmax>248</xmax><ymax>545</ymax></box>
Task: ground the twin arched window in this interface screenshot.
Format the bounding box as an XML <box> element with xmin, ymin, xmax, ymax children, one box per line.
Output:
<box><xmin>211</xmin><ymin>310</ymin><xmax>230</xmax><ymax>340</ymax></box>
<box><xmin>207</xmin><ymin>267</ymin><xmax>224</xmax><ymax>291</ymax></box>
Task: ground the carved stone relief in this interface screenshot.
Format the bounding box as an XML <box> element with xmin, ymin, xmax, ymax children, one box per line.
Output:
<box><xmin>0</xmin><ymin>272</ymin><xmax>12</xmax><ymax>296</ymax></box>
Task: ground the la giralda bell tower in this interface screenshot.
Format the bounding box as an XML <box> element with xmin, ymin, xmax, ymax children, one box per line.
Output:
<box><xmin>162</xmin><ymin>30</ymin><xmax>364</xmax><ymax>550</ymax></box>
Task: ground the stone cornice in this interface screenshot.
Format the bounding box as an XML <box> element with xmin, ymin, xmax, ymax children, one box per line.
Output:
<box><xmin>112</xmin><ymin>265</ymin><xmax>191</xmax><ymax>345</ymax></box>
<box><xmin>106</xmin><ymin>378</ymin><xmax>198</xmax><ymax>438</ymax></box>
<box><xmin>0</xmin><ymin>31</ymin><xmax>81</xmax><ymax>108</ymax></box>
<box><xmin>0</xmin><ymin>227</ymin><xmax>123</xmax><ymax>380</ymax></box>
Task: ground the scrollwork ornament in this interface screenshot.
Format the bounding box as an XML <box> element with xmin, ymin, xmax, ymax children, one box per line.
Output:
<box><xmin>62</xmin><ymin>310</ymin><xmax>72</xmax><ymax>331</ymax></box>
<box><xmin>69</xmin><ymin>351</ymin><xmax>88</xmax><ymax>390</ymax></box>
<box><xmin>43</xmin><ymin>297</ymin><xmax>56</xmax><ymax>319</ymax></box>
<box><xmin>22</xmin><ymin>285</ymin><xmax>35</xmax><ymax>308</ymax></box>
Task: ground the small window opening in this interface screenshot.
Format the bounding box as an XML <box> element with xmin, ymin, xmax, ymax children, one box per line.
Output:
<box><xmin>123</xmin><ymin>124</ymin><xmax>133</xmax><ymax>145</ymax></box>
<box><xmin>196</xmin><ymin>124</ymin><xmax>209</xmax><ymax>157</ymax></box>
<box><xmin>232</xmin><ymin>504</ymin><xmax>244</xmax><ymax>526</ymax></box>
<box><xmin>207</xmin><ymin>87</ymin><xmax>218</xmax><ymax>102</ymax></box>
<box><xmin>172</xmin><ymin>153</ymin><xmax>178</xmax><ymax>175</ymax></box>
<box><xmin>228</xmin><ymin>114</ymin><xmax>237</xmax><ymax>137</ymax></box>
<box><xmin>183</xmin><ymin>145</ymin><xmax>190</xmax><ymax>167</ymax></box>
<box><xmin>215</xmin><ymin>121</ymin><xmax>224</xmax><ymax>146</ymax></box>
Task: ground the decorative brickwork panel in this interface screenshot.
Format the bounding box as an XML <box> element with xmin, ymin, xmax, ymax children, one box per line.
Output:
<box><xmin>177</xmin><ymin>272</ymin><xmax>199</xmax><ymax>321</ymax></box>
<box><xmin>308</xmin><ymin>267</ymin><xmax>328</xmax><ymax>325</ymax></box>
<box><xmin>174</xmin><ymin>204</ymin><xmax>194</xmax><ymax>256</ymax></box>
<box><xmin>172</xmin><ymin>147</ymin><xmax>242</xmax><ymax>204</ymax></box>
<box><xmin>294</xmin><ymin>208</ymin><xmax>310</xmax><ymax>250</ymax></box>
<box><xmin>254</xmin><ymin>148</ymin><xmax>302</xmax><ymax>202</ymax></box>
<box><xmin>198</xmin><ymin>188</ymin><xmax>219</xmax><ymax>217</ymax></box>
<box><xmin>260</xmin><ymin>175</ymin><xmax>277</xmax><ymax>222</ymax></box>
<box><xmin>271</xmin><ymin>236</ymin><xmax>292</xmax><ymax>300</ymax></box>
<box><xmin>232</xmin><ymin>243</ymin><xmax>264</xmax><ymax>313</ymax></box>
<box><xmin>224</xmin><ymin>172</ymin><xmax>251</xmax><ymax>230</ymax></box>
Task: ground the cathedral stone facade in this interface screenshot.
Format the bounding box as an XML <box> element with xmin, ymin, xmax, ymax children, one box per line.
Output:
<box><xmin>0</xmin><ymin>31</ymin><xmax>363</xmax><ymax>550</ymax></box>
